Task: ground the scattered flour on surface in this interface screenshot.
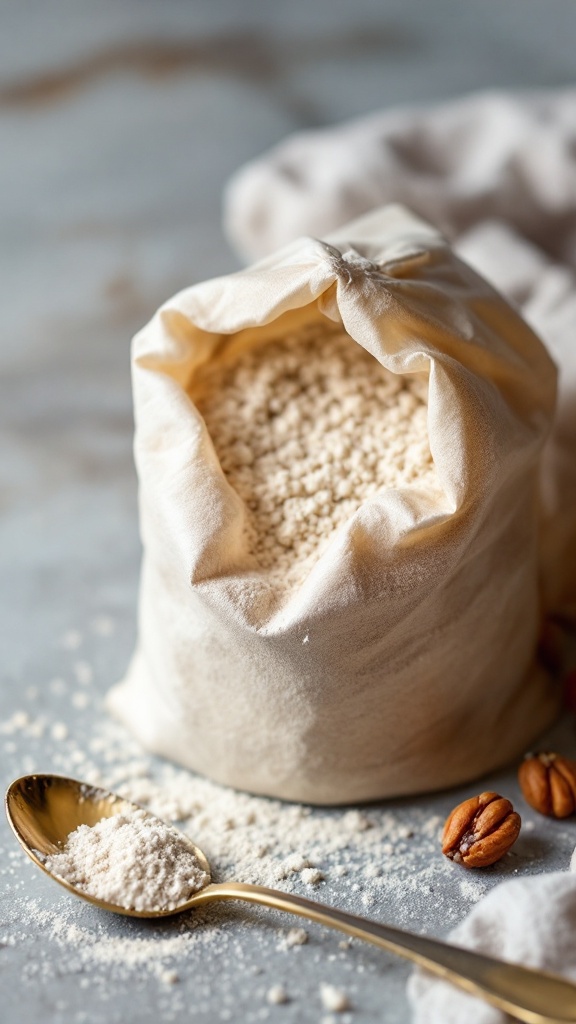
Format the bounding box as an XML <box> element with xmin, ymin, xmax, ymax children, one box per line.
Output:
<box><xmin>459</xmin><ymin>877</ymin><xmax>487</xmax><ymax>903</ymax></box>
<box><xmin>3</xmin><ymin>640</ymin><xmax>575</xmax><ymax>1024</ymax></box>
<box><xmin>11</xmin><ymin>898</ymin><xmax>225</xmax><ymax>983</ymax></box>
<box><xmin>5</xmin><ymin>707</ymin><xmax>447</xmax><ymax>906</ymax></box>
<box><xmin>44</xmin><ymin>808</ymin><xmax>209</xmax><ymax>912</ymax></box>
<box><xmin>2</xmin><ymin>653</ymin><xmax>491</xmax><ymax>1003</ymax></box>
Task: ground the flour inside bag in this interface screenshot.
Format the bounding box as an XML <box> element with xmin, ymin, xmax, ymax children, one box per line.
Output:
<box><xmin>108</xmin><ymin>204</ymin><xmax>559</xmax><ymax>804</ymax></box>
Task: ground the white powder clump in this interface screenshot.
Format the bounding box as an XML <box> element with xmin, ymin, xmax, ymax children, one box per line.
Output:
<box><xmin>44</xmin><ymin>808</ymin><xmax>210</xmax><ymax>912</ymax></box>
<box><xmin>320</xmin><ymin>983</ymin><xmax>350</xmax><ymax>1012</ymax></box>
<box><xmin>284</xmin><ymin>927</ymin><xmax>308</xmax><ymax>948</ymax></box>
<box><xmin>160</xmin><ymin>969</ymin><xmax>179</xmax><ymax>985</ymax></box>
<box><xmin>267</xmin><ymin>984</ymin><xmax>289</xmax><ymax>1004</ymax></box>
<box><xmin>194</xmin><ymin>323</ymin><xmax>435</xmax><ymax>587</ymax></box>
<box><xmin>301</xmin><ymin>867</ymin><xmax>324</xmax><ymax>885</ymax></box>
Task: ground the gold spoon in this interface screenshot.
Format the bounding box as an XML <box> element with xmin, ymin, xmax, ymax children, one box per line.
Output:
<box><xmin>5</xmin><ymin>773</ymin><xmax>576</xmax><ymax>1024</ymax></box>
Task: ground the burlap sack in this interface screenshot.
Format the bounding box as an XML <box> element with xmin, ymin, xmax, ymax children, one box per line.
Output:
<box><xmin>108</xmin><ymin>204</ymin><xmax>559</xmax><ymax>804</ymax></box>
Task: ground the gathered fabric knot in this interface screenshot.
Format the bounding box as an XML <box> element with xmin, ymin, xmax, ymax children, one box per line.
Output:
<box><xmin>320</xmin><ymin>242</ymin><xmax>383</xmax><ymax>285</ymax></box>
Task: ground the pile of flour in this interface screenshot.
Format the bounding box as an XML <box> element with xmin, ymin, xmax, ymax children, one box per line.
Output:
<box><xmin>194</xmin><ymin>323</ymin><xmax>435</xmax><ymax>586</ymax></box>
<box><xmin>44</xmin><ymin>808</ymin><xmax>210</xmax><ymax>913</ymax></box>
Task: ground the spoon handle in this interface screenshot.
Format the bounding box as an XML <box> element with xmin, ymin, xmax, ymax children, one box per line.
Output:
<box><xmin>195</xmin><ymin>882</ymin><xmax>576</xmax><ymax>1024</ymax></box>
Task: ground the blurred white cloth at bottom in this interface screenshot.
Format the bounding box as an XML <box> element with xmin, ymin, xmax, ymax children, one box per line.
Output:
<box><xmin>408</xmin><ymin>872</ymin><xmax>576</xmax><ymax>1024</ymax></box>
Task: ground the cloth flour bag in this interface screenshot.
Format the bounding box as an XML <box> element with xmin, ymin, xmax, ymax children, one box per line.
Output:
<box><xmin>108</xmin><ymin>204</ymin><xmax>559</xmax><ymax>804</ymax></box>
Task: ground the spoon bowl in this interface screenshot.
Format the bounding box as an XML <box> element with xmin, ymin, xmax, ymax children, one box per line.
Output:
<box><xmin>5</xmin><ymin>773</ymin><xmax>211</xmax><ymax>917</ymax></box>
<box><xmin>6</xmin><ymin>772</ymin><xmax>576</xmax><ymax>1024</ymax></box>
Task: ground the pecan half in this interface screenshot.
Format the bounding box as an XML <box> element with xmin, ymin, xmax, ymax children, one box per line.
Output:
<box><xmin>442</xmin><ymin>791</ymin><xmax>521</xmax><ymax>868</ymax></box>
<box><xmin>518</xmin><ymin>752</ymin><xmax>576</xmax><ymax>818</ymax></box>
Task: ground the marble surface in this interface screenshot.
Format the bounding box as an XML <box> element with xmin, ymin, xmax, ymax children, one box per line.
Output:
<box><xmin>2</xmin><ymin>3</ymin><xmax>576</xmax><ymax>1022</ymax></box>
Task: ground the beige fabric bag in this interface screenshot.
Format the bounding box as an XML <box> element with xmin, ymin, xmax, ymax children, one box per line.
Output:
<box><xmin>109</xmin><ymin>204</ymin><xmax>558</xmax><ymax>804</ymax></box>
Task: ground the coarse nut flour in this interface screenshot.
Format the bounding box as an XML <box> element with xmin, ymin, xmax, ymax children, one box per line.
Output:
<box><xmin>194</xmin><ymin>323</ymin><xmax>435</xmax><ymax>588</ymax></box>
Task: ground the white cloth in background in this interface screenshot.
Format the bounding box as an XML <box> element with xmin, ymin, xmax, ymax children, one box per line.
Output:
<box><xmin>224</xmin><ymin>89</ymin><xmax>576</xmax><ymax>621</ymax></box>
<box><xmin>408</xmin><ymin>873</ymin><xmax>576</xmax><ymax>1024</ymax></box>
<box><xmin>224</xmin><ymin>89</ymin><xmax>576</xmax><ymax>266</ymax></box>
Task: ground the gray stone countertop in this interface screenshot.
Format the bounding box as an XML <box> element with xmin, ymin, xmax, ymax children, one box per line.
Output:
<box><xmin>2</xmin><ymin>3</ymin><xmax>576</xmax><ymax>1022</ymax></box>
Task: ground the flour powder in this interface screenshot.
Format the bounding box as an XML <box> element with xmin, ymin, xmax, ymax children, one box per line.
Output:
<box><xmin>44</xmin><ymin>807</ymin><xmax>209</xmax><ymax>913</ymax></box>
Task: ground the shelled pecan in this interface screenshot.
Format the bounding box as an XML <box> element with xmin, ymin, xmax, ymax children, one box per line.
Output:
<box><xmin>518</xmin><ymin>752</ymin><xmax>576</xmax><ymax>818</ymax></box>
<box><xmin>442</xmin><ymin>791</ymin><xmax>521</xmax><ymax>868</ymax></box>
